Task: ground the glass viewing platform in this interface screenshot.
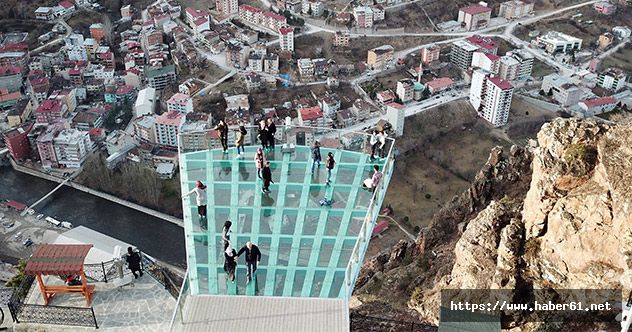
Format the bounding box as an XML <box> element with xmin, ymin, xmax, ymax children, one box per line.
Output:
<box><xmin>176</xmin><ymin>124</ymin><xmax>395</xmax><ymax>300</ymax></box>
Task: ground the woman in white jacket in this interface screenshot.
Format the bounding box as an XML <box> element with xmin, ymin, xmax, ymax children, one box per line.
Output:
<box><xmin>183</xmin><ymin>180</ymin><xmax>208</xmax><ymax>222</ymax></box>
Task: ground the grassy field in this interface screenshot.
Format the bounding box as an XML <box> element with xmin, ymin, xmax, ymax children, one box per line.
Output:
<box><xmin>600</xmin><ymin>43</ymin><xmax>632</xmax><ymax>72</ymax></box>
<box><xmin>67</xmin><ymin>11</ymin><xmax>107</xmax><ymax>34</ymax></box>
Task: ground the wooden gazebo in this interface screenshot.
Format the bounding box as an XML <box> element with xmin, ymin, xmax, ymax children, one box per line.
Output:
<box><xmin>24</xmin><ymin>244</ymin><xmax>95</xmax><ymax>306</ymax></box>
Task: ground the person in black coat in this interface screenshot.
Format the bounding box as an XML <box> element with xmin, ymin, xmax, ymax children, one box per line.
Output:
<box><xmin>214</xmin><ymin>119</ymin><xmax>229</xmax><ymax>153</ymax></box>
<box><xmin>261</xmin><ymin>161</ymin><xmax>273</xmax><ymax>193</ymax></box>
<box><xmin>125</xmin><ymin>247</ymin><xmax>143</xmax><ymax>278</ymax></box>
<box><xmin>237</xmin><ymin>241</ymin><xmax>262</xmax><ymax>282</ymax></box>
<box><xmin>266</xmin><ymin>118</ymin><xmax>277</xmax><ymax>150</ymax></box>
<box><xmin>325</xmin><ymin>152</ymin><xmax>335</xmax><ymax>185</ymax></box>
<box><xmin>257</xmin><ymin>120</ymin><xmax>268</xmax><ymax>149</ymax></box>
<box><xmin>224</xmin><ymin>245</ymin><xmax>237</xmax><ymax>282</ymax></box>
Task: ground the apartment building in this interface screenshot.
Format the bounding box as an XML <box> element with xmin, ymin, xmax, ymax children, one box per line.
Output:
<box><xmin>367</xmin><ymin>45</ymin><xmax>394</xmax><ymax>70</ymax></box>
<box><xmin>396</xmin><ymin>79</ymin><xmax>415</xmax><ymax>103</ymax></box>
<box><xmin>498</xmin><ymin>0</ymin><xmax>534</xmax><ymax>19</ymax></box>
<box><xmin>420</xmin><ymin>44</ymin><xmax>441</xmax><ymax>64</ymax></box>
<box><xmin>498</xmin><ymin>55</ymin><xmax>520</xmax><ymax>81</ymax></box>
<box><xmin>471</xmin><ymin>51</ymin><xmax>500</xmax><ymax>73</ymax></box>
<box><xmin>279</xmin><ymin>27</ymin><xmax>295</xmax><ymax>52</ymax></box>
<box><xmin>264</xmin><ymin>53</ymin><xmax>279</xmax><ymax>74</ymax></box>
<box><xmin>458</xmin><ymin>3</ymin><xmax>492</xmax><ymax>31</ymax></box>
<box><xmin>470</xmin><ymin>70</ymin><xmax>514</xmax><ymax>127</ymax></box>
<box><xmin>451</xmin><ymin>40</ymin><xmax>480</xmax><ymax>70</ymax></box>
<box><xmin>3</xmin><ymin>122</ymin><xmax>34</xmax><ymax>161</ymax></box>
<box><xmin>145</xmin><ymin>65</ymin><xmax>177</xmax><ymax>90</ymax></box>
<box><xmin>53</xmin><ymin>128</ymin><xmax>93</xmax><ymax>168</ymax></box>
<box><xmin>298</xmin><ymin>58</ymin><xmax>315</xmax><ymax>80</ymax></box>
<box><xmin>509</xmin><ymin>49</ymin><xmax>534</xmax><ymax>80</ymax></box>
<box><xmin>354</xmin><ymin>6</ymin><xmax>373</xmax><ymax>29</ymax></box>
<box><xmin>579</xmin><ymin>96</ymin><xmax>618</xmax><ymax>116</ymax></box>
<box><xmin>597</xmin><ymin>68</ymin><xmax>627</xmax><ymax>91</ymax></box>
<box><xmin>167</xmin><ymin>93</ymin><xmax>193</xmax><ymax>113</ymax></box>
<box><xmin>154</xmin><ymin>111</ymin><xmax>185</xmax><ymax>148</ymax></box>
<box><xmin>0</xmin><ymin>65</ymin><xmax>22</xmax><ymax>92</ymax></box>
<box><xmin>334</xmin><ymin>30</ymin><xmax>350</xmax><ymax>47</ymax></box>
<box><xmin>134</xmin><ymin>87</ymin><xmax>157</xmax><ymax>117</ymax></box>
<box><xmin>134</xmin><ymin>115</ymin><xmax>156</xmax><ymax>143</ymax></box>
<box><xmin>216</xmin><ymin>0</ymin><xmax>239</xmax><ymax>17</ymax></box>
<box><xmin>35</xmin><ymin>99</ymin><xmax>67</xmax><ymax>124</ymax></box>
<box><xmin>37</xmin><ymin>125</ymin><xmax>60</xmax><ymax>169</ymax></box>
<box><xmin>536</xmin><ymin>31</ymin><xmax>582</xmax><ymax>54</ymax></box>
<box><xmin>542</xmin><ymin>73</ymin><xmax>583</xmax><ymax>106</ymax></box>
<box><xmin>298</xmin><ymin>106</ymin><xmax>326</xmax><ymax>127</ymax></box>
<box><xmin>594</xmin><ymin>1</ymin><xmax>616</xmax><ymax>14</ymax></box>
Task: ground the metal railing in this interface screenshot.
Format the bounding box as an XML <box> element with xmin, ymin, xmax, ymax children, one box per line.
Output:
<box><xmin>350</xmin><ymin>312</ymin><xmax>438</xmax><ymax>332</ymax></box>
<box><xmin>168</xmin><ymin>269</ymin><xmax>190</xmax><ymax>331</ymax></box>
<box><xmin>7</xmin><ymin>275</ymin><xmax>98</xmax><ymax>328</ymax></box>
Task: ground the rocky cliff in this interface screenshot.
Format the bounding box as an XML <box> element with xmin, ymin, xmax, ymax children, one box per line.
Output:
<box><xmin>352</xmin><ymin>118</ymin><xmax>632</xmax><ymax>329</ymax></box>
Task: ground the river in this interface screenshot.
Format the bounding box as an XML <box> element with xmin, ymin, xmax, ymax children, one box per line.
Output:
<box><xmin>0</xmin><ymin>166</ymin><xmax>186</xmax><ymax>268</ymax></box>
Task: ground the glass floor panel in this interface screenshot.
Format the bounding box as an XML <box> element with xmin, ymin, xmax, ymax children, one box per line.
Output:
<box><xmin>180</xmin><ymin>146</ymin><xmax>389</xmax><ymax>299</ymax></box>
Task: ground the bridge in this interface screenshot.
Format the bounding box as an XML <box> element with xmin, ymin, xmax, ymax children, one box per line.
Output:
<box><xmin>21</xmin><ymin>178</ymin><xmax>71</xmax><ymax>216</ymax></box>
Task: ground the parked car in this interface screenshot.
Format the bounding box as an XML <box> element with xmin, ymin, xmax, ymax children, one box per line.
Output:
<box><xmin>23</xmin><ymin>238</ymin><xmax>33</xmax><ymax>247</ymax></box>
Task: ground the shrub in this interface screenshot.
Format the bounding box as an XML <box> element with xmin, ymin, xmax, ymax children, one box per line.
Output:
<box><xmin>425</xmin><ymin>193</ymin><xmax>432</xmax><ymax>199</ymax></box>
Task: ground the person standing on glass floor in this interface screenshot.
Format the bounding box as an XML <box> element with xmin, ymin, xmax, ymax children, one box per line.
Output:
<box><xmin>325</xmin><ymin>152</ymin><xmax>335</xmax><ymax>185</ymax></box>
<box><xmin>237</xmin><ymin>241</ymin><xmax>261</xmax><ymax>283</ymax></box>
<box><xmin>311</xmin><ymin>141</ymin><xmax>321</xmax><ymax>174</ymax></box>
<box><xmin>182</xmin><ymin>180</ymin><xmax>208</xmax><ymax>226</ymax></box>
<box><xmin>214</xmin><ymin>119</ymin><xmax>229</xmax><ymax>153</ymax></box>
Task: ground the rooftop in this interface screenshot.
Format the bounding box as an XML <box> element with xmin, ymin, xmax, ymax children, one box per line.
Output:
<box><xmin>156</xmin><ymin>111</ymin><xmax>184</xmax><ymax>126</ymax></box>
<box><xmin>279</xmin><ymin>27</ymin><xmax>294</xmax><ymax>35</ymax></box>
<box><xmin>299</xmin><ymin>105</ymin><xmax>323</xmax><ymax>120</ymax></box>
<box><xmin>581</xmin><ymin>96</ymin><xmax>617</xmax><ymax>108</ymax></box>
<box><xmin>488</xmin><ymin>76</ymin><xmax>514</xmax><ymax>90</ymax></box>
<box><xmin>459</xmin><ymin>3</ymin><xmax>492</xmax><ymax>15</ymax></box>
<box><xmin>426</xmin><ymin>77</ymin><xmax>455</xmax><ymax>89</ymax></box>
<box><xmin>465</xmin><ymin>36</ymin><xmax>497</xmax><ymax>50</ymax></box>
<box><xmin>538</xmin><ymin>31</ymin><xmax>582</xmax><ymax>43</ymax></box>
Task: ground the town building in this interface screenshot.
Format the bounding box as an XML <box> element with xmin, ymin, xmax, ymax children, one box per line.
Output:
<box><xmin>225</xmin><ymin>94</ymin><xmax>250</xmax><ymax>112</ymax></box>
<box><xmin>35</xmin><ymin>99</ymin><xmax>67</xmax><ymax>124</ymax></box>
<box><xmin>302</xmin><ymin>0</ymin><xmax>324</xmax><ymax>16</ymax></box>
<box><xmin>121</xmin><ymin>5</ymin><xmax>132</xmax><ymax>19</ymax></box>
<box><xmin>167</xmin><ymin>93</ymin><xmax>193</xmax><ymax>113</ymax></box>
<box><xmin>336</xmin><ymin>108</ymin><xmax>356</xmax><ymax>128</ymax></box>
<box><xmin>7</xmin><ymin>99</ymin><xmax>33</xmax><ymax>127</ymax></box>
<box><xmin>225</xmin><ymin>43</ymin><xmax>250</xmax><ymax>68</ymax></box>
<box><xmin>396</xmin><ymin>79</ymin><xmax>415</xmax><ymax>103</ymax></box>
<box><xmin>35</xmin><ymin>7</ymin><xmax>55</xmax><ymax>20</ymax></box>
<box><xmin>279</xmin><ymin>27</ymin><xmax>295</xmax><ymax>52</ymax></box>
<box><xmin>458</xmin><ymin>3</ymin><xmax>492</xmax><ymax>31</ymax></box>
<box><xmin>594</xmin><ymin>1</ymin><xmax>616</xmax><ymax>14</ymax></box>
<box><xmin>498</xmin><ymin>55</ymin><xmax>521</xmax><ymax>81</ymax></box>
<box><xmin>612</xmin><ymin>26</ymin><xmax>631</xmax><ymax>39</ymax></box>
<box><xmin>451</xmin><ymin>36</ymin><xmax>498</xmax><ymax>70</ymax></box>
<box><xmin>244</xmin><ymin>72</ymin><xmax>263</xmax><ymax>91</ymax></box>
<box><xmin>145</xmin><ymin>65</ymin><xmax>177</xmax><ymax>90</ymax></box>
<box><xmin>579</xmin><ymin>96</ymin><xmax>618</xmax><ymax>115</ymax></box>
<box><xmin>470</xmin><ymin>70</ymin><xmax>514</xmax><ymax>127</ymax></box>
<box><xmin>367</xmin><ymin>45</ymin><xmax>394</xmax><ymax>70</ymax></box>
<box><xmin>216</xmin><ymin>0</ymin><xmax>239</xmax><ymax>17</ymax></box>
<box><xmin>386</xmin><ymin>102</ymin><xmax>405</xmax><ymax>137</ymax></box>
<box><xmin>354</xmin><ymin>6</ymin><xmax>374</xmax><ymax>29</ymax></box>
<box><xmin>0</xmin><ymin>65</ymin><xmax>23</xmax><ymax>92</ymax></box>
<box><xmin>134</xmin><ymin>87</ymin><xmax>157</xmax><ymax>118</ymax></box>
<box><xmin>3</xmin><ymin>122</ymin><xmax>34</xmax><ymax>161</ymax></box>
<box><xmin>542</xmin><ymin>73</ymin><xmax>583</xmax><ymax>106</ymax></box>
<box><xmin>318</xmin><ymin>94</ymin><xmax>341</xmax><ymax>117</ymax></box>
<box><xmin>420</xmin><ymin>44</ymin><xmax>441</xmax><ymax>64</ymax></box>
<box><xmin>536</xmin><ymin>31</ymin><xmax>582</xmax><ymax>54</ymax></box>
<box><xmin>133</xmin><ymin>115</ymin><xmax>156</xmax><ymax>143</ymax></box>
<box><xmin>298</xmin><ymin>106</ymin><xmax>325</xmax><ymax>127</ymax></box>
<box><xmin>471</xmin><ymin>51</ymin><xmax>500</xmax><ymax>73</ymax></box>
<box><xmin>185</xmin><ymin>7</ymin><xmax>210</xmax><ymax>28</ymax></box>
<box><xmin>0</xmin><ymin>88</ymin><xmax>20</xmax><ymax>109</ymax></box>
<box><xmin>286</xmin><ymin>0</ymin><xmax>303</xmax><ymax>14</ymax></box>
<box><xmin>261</xmin><ymin>12</ymin><xmax>287</xmax><ymax>31</ymax></box>
<box><xmin>597</xmin><ymin>68</ymin><xmax>627</xmax><ymax>91</ymax></box>
<box><xmin>90</xmin><ymin>23</ymin><xmax>106</xmax><ymax>43</ymax></box>
<box><xmin>509</xmin><ymin>49</ymin><xmax>534</xmax><ymax>80</ymax></box>
<box><xmin>37</xmin><ymin>125</ymin><xmax>61</xmax><ymax>168</ymax></box>
<box><xmin>57</xmin><ymin>1</ymin><xmax>76</xmax><ymax>16</ymax></box>
<box><xmin>53</xmin><ymin>128</ymin><xmax>93</xmax><ymax>168</ymax></box>
<box><xmin>298</xmin><ymin>58</ymin><xmax>315</xmax><ymax>80</ymax></box>
<box><xmin>353</xmin><ymin>99</ymin><xmax>373</xmax><ymax>119</ymax></box>
<box><xmin>239</xmin><ymin>4</ymin><xmax>261</xmax><ymax>25</ymax></box>
<box><xmin>180</xmin><ymin>122</ymin><xmax>211</xmax><ymax>151</ymax></box>
<box><xmin>376</xmin><ymin>90</ymin><xmax>396</xmax><ymax>108</ymax></box>
<box><xmin>498</xmin><ymin>0</ymin><xmax>534</xmax><ymax>19</ymax></box>
<box><xmin>263</xmin><ymin>53</ymin><xmax>279</xmax><ymax>74</ymax></box>
<box><xmin>426</xmin><ymin>77</ymin><xmax>455</xmax><ymax>94</ymax></box>
<box><xmin>248</xmin><ymin>54</ymin><xmax>264</xmax><ymax>72</ymax></box>
<box><xmin>154</xmin><ymin>111</ymin><xmax>185</xmax><ymax>148</ymax></box>
<box><xmin>72</xmin><ymin>110</ymin><xmax>104</xmax><ymax>131</ymax></box>
<box><xmin>598</xmin><ymin>33</ymin><xmax>615</xmax><ymax>50</ymax></box>
<box><xmin>334</xmin><ymin>30</ymin><xmax>350</xmax><ymax>47</ymax></box>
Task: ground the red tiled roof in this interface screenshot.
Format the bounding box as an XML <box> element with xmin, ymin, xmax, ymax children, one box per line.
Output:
<box><xmin>116</xmin><ymin>85</ymin><xmax>134</xmax><ymax>95</ymax></box>
<box><xmin>0</xmin><ymin>90</ymin><xmax>21</xmax><ymax>102</ymax></box>
<box><xmin>0</xmin><ymin>65</ymin><xmax>21</xmax><ymax>76</ymax></box>
<box><xmin>0</xmin><ymin>43</ymin><xmax>29</xmax><ymax>52</ymax></box>
<box><xmin>426</xmin><ymin>77</ymin><xmax>454</xmax><ymax>90</ymax></box>
<box><xmin>185</xmin><ymin>7</ymin><xmax>208</xmax><ymax>18</ymax></box>
<box><xmin>300</xmin><ymin>106</ymin><xmax>323</xmax><ymax>120</ymax></box>
<box><xmin>24</xmin><ymin>244</ymin><xmax>93</xmax><ymax>276</ymax></box>
<box><xmin>239</xmin><ymin>4</ymin><xmax>261</xmax><ymax>13</ymax></box>
<box><xmin>263</xmin><ymin>11</ymin><xmax>286</xmax><ymax>21</ymax></box>
<box><xmin>194</xmin><ymin>17</ymin><xmax>209</xmax><ymax>26</ymax></box>
<box><xmin>156</xmin><ymin>111</ymin><xmax>184</xmax><ymax>126</ymax></box>
<box><xmin>58</xmin><ymin>0</ymin><xmax>75</xmax><ymax>9</ymax></box>
<box><xmin>581</xmin><ymin>96</ymin><xmax>617</xmax><ymax>108</ymax></box>
<box><xmin>6</xmin><ymin>200</ymin><xmax>27</xmax><ymax>210</ymax></box>
<box><xmin>36</xmin><ymin>99</ymin><xmax>63</xmax><ymax>113</ymax></box>
<box><xmin>89</xmin><ymin>127</ymin><xmax>104</xmax><ymax>136</ymax></box>
<box><xmin>460</xmin><ymin>4</ymin><xmax>491</xmax><ymax>15</ymax></box>
<box><xmin>466</xmin><ymin>36</ymin><xmax>497</xmax><ymax>50</ymax></box>
<box><xmin>488</xmin><ymin>76</ymin><xmax>513</xmax><ymax>90</ymax></box>
<box><xmin>278</xmin><ymin>27</ymin><xmax>294</xmax><ymax>35</ymax></box>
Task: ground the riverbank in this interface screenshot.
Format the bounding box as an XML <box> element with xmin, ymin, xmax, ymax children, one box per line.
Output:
<box><xmin>11</xmin><ymin>160</ymin><xmax>183</xmax><ymax>228</ymax></box>
<box><xmin>0</xmin><ymin>167</ymin><xmax>186</xmax><ymax>267</ymax></box>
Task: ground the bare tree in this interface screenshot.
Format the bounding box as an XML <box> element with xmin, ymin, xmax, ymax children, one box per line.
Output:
<box><xmin>102</xmin><ymin>14</ymin><xmax>114</xmax><ymax>46</ymax></box>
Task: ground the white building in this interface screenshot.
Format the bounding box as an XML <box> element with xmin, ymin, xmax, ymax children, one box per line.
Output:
<box><xmin>597</xmin><ymin>68</ymin><xmax>627</xmax><ymax>91</ymax></box>
<box><xmin>216</xmin><ymin>0</ymin><xmax>239</xmax><ymax>17</ymax></box>
<box><xmin>471</xmin><ymin>51</ymin><xmax>500</xmax><ymax>73</ymax></box>
<box><xmin>278</xmin><ymin>27</ymin><xmax>294</xmax><ymax>52</ymax></box>
<box><xmin>154</xmin><ymin>111</ymin><xmax>185</xmax><ymax>148</ymax></box>
<box><xmin>354</xmin><ymin>6</ymin><xmax>373</xmax><ymax>29</ymax></box>
<box><xmin>264</xmin><ymin>53</ymin><xmax>279</xmax><ymax>74</ymax></box>
<box><xmin>248</xmin><ymin>54</ymin><xmax>264</xmax><ymax>72</ymax></box>
<box><xmin>498</xmin><ymin>55</ymin><xmax>521</xmax><ymax>81</ymax></box>
<box><xmin>298</xmin><ymin>58</ymin><xmax>314</xmax><ymax>80</ymax></box>
<box><xmin>134</xmin><ymin>87</ymin><xmax>157</xmax><ymax>118</ymax></box>
<box><xmin>612</xmin><ymin>26</ymin><xmax>631</xmax><ymax>40</ymax></box>
<box><xmin>396</xmin><ymin>79</ymin><xmax>415</xmax><ymax>103</ymax></box>
<box><xmin>536</xmin><ymin>31</ymin><xmax>582</xmax><ymax>54</ymax></box>
<box><xmin>302</xmin><ymin>0</ymin><xmax>324</xmax><ymax>16</ymax></box>
<box><xmin>470</xmin><ymin>70</ymin><xmax>514</xmax><ymax>127</ymax></box>
<box><xmin>578</xmin><ymin>96</ymin><xmax>618</xmax><ymax>116</ymax></box>
<box><xmin>53</xmin><ymin>128</ymin><xmax>93</xmax><ymax>168</ymax></box>
<box><xmin>166</xmin><ymin>92</ymin><xmax>193</xmax><ymax>113</ymax></box>
<box><xmin>498</xmin><ymin>0</ymin><xmax>534</xmax><ymax>19</ymax></box>
<box><xmin>386</xmin><ymin>102</ymin><xmax>404</xmax><ymax>137</ymax></box>
<box><xmin>509</xmin><ymin>49</ymin><xmax>534</xmax><ymax>80</ymax></box>
<box><xmin>542</xmin><ymin>73</ymin><xmax>583</xmax><ymax>107</ymax></box>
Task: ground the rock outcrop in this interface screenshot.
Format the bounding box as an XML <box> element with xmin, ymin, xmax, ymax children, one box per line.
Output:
<box><xmin>353</xmin><ymin>118</ymin><xmax>632</xmax><ymax>329</ymax></box>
